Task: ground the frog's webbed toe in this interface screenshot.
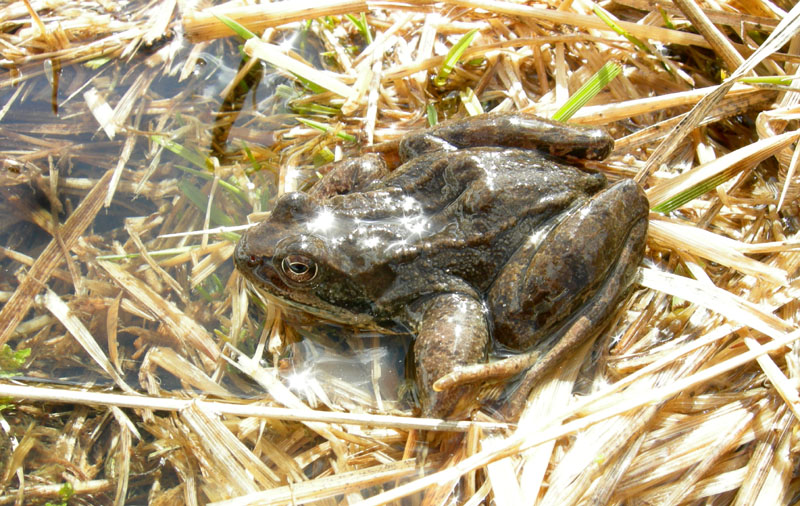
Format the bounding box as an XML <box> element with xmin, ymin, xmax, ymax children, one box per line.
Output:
<box><xmin>414</xmin><ymin>293</ymin><xmax>489</xmax><ymax>418</ymax></box>
<box><xmin>432</xmin><ymin>352</ymin><xmax>540</xmax><ymax>392</ymax></box>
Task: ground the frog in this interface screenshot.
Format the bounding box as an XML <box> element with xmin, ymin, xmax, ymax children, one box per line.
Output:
<box><xmin>234</xmin><ymin>113</ymin><xmax>649</xmax><ymax>420</ymax></box>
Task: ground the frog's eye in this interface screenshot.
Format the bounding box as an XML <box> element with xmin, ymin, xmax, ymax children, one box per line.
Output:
<box><xmin>281</xmin><ymin>254</ymin><xmax>318</xmax><ymax>283</ymax></box>
<box><xmin>274</xmin><ymin>234</ymin><xmax>326</xmax><ymax>287</ymax></box>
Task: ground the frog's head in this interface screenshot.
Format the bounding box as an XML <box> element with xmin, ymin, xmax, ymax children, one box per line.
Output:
<box><xmin>235</xmin><ymin>192</ymin><xmax>395</xmax><ymax>327</ymax></box>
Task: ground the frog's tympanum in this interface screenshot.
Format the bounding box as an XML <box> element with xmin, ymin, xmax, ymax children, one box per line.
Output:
<box><xmin>235</xmin><ymin>114</ymin><xmax>649</xmax><ymax>419</ymax></box>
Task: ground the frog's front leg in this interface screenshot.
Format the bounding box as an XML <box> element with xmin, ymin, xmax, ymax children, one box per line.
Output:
<box><xmin>414</xmin><ymin>293</ymin><xmax>489</xmax><ymax>418</ymax></box>
<box><xmin>308</xmin><ymin>153</ymin><xmax>388</xmax><ymax>199</ymax></box>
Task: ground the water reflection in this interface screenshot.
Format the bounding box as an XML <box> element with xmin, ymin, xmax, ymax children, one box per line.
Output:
<box><xmin>282</xmin><ymin>320</ymin><xmax>413</xmax><ymax>413</ymax></box>
<box><xmin>0</xmin><ymin>23</ymin><xmax>338</xmax><ymax>395</ymax></box>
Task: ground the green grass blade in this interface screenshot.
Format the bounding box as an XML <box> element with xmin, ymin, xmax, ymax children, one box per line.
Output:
<box><xmin>291</xmin><ymin>102</ymin><xmax>341</xmax><ymax>116</ymax></box>
<box><xmin>152</xmin><ymin>135</ymin><xmax>212</xmax><ymax>171</ymax></box>
<box><xmin>241</xmin><ymin>142</ymin><xmax>262</xmax><ymax>172</ymax></box>
<box><xmin>297</xmin><ymin>117</ymin><xmax>357</xmax><ymax>142</ymax></box>
<box><xmin>175</xmin><ymin>165</ymin><xmax>247</xmax><ymax>202</ymax></box>
<box><xmin>293</xmin><ymin>73</ymin><xmax>327</xmax><ymax>94</ymax></box>
<box><xmin>213</xmin><ymin>13</ymin><xmax>256</xmax><ymax>40</ymax></box>
<box><xmin>659</xmin><ymin>8</ymin><xmax>675</xmax><ymax>29</ymax></box>
<box><xmin>426</xmin><ymin>103</ymin><xmax>438</xmax><ymax>126</ymax></box>
<box><xmin>84</xmin><ymin>57</ymin><xmax>110</xmax><ymax>69</ymax></box>
<box><xmin>593</xmin><ymin>5</ymin><xmax>650</xmax><ymax>54</ymax></box>
<box><xmin>313</xmin><ymin>147</ymin><xmax>336</xmax><ymax>166</ymax></box>
<box><xmin>738</xmin><ymin>75</ymin><xmax>795</xmax><ymax>85</ymax></box>
<box><xmin>651</xmin><ymin>172</ymin><xmax>733</xmax><ymax>213</ymax></box>
<box><xmin>346</xmin><ymin>13</ymin><xmax>373</xmax><ymax>44</ymax></box>
<box><xmin>359</xmin><ymin>13</ymin><xmax>373</xmax><ymax>44</ymax></box>
<box><xmin>434</xmin><ymin>28</ymin><xmax>479</xmax><ymax>87</ymax></box>
<box><xmin>552</xmin><ymin>62</ymin><xmax>621</xmax><ymax>122</ymax></box>
<box><xmin>178</xmin><ymin>180</ymin><xmax>235</xmax><ymax>227</ymax></box>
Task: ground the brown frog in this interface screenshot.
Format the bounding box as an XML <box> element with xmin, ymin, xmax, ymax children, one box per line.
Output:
<box><xmin>235</xmin><ymin>113</ymin><xmax>649</xmax><ymax>419</ymax></box>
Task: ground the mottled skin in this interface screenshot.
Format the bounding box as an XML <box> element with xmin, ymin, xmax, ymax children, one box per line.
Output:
<box><xmin>235</xmin><ymin>113</ymin><xmax>649</xmax><ymax>419</ymax></box>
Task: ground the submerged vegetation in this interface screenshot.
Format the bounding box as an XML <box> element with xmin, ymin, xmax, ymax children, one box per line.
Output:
<box><xmin>0</xmin><ymin>0</ymin><xmax>799</xmax><ymax>503</ymax></box>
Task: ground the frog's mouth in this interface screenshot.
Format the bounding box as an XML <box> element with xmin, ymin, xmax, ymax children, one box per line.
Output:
<box><xmin>247</xmin><ymin>281</ymin><xmax>391</xmax><ymax>331</ymax></box>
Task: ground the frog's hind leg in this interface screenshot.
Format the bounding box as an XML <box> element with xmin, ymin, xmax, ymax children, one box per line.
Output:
<box><xmin>487</xmin><ymin>179</ymin><xmax>648</xmax><ymax>419</ymax></box>
<box><xmin>502</xmin><ymin>217</ymin><xmax>647</xmax><ymax>419</ymax></box>
<box><xmin>399</xmin><ymin>113</ymin><xmax>614</xmax><ymax>161</ymax></box>
<box><xmin>308</xmin><ymin>153</ymin><xmax>388</xmax><ymax>198</ymax></box>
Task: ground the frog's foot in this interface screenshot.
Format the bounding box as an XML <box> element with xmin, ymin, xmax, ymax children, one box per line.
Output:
<box><xmin>432</xmin><ymin>351</ymin><xmax>540</xmax><ymax>392</ymax></box>
<box><xmin>414</xmin><ymin>293</ymin><xmax>489</xmax><ymax>419</ymax></box>
<box><xmin>501</xmin><ymin>316</ymin><xmax>594</xmax><ymax>419</ymax></box>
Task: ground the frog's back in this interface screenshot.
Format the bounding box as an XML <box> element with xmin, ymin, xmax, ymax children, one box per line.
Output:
<box><xmin>333</xmin><ymin>147</ymin><xmax>607</xmax><ymax>298</ymax></box>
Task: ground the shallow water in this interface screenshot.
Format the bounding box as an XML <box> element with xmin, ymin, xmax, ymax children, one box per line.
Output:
<box><xmin>0</xmin><ymin>21</ymin><xmax>399</xmax><ymax>410</ymax></box>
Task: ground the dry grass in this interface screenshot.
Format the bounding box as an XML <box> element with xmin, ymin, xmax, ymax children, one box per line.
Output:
<box><xmin>1</xmin><ymin>0</ymin><xmax>799</xmax><ymax>504</ymax></box>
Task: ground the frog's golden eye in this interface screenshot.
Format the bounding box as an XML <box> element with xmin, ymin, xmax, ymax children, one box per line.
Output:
<box><xmin>281</xmin><ymin>254</ymin><xmax>318</xmax><ymax>283</ymax></box>
<box><xmin>274</xmin><ymin>234</ymin><xmax>326</xmax><ymax>286</ymax></box>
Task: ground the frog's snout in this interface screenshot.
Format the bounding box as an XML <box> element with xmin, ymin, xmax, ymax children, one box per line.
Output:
<box><xmin>234</xmin><ymin>233</ymin><xmax>264</xmax><ymax>273</ymax></box>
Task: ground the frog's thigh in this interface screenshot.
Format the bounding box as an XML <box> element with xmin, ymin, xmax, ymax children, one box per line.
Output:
<box><xmin>489</xmin><ymin>179</ymin><xmax>648</xmax><ymax>350</ymax></box>
<box><xmin>414</xmin><ymin>293</ymin><xmax>489</xmax><ymax>418</ymax></box>
<box><xmin>503</xmin><ymin>216</ymin><xmax>647</xmax><ymax>418</ymax></box>
<box><xmin>308</xmin><ymin>153</ymin><xmax>388</xmax><ymax>198</ymax></box>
